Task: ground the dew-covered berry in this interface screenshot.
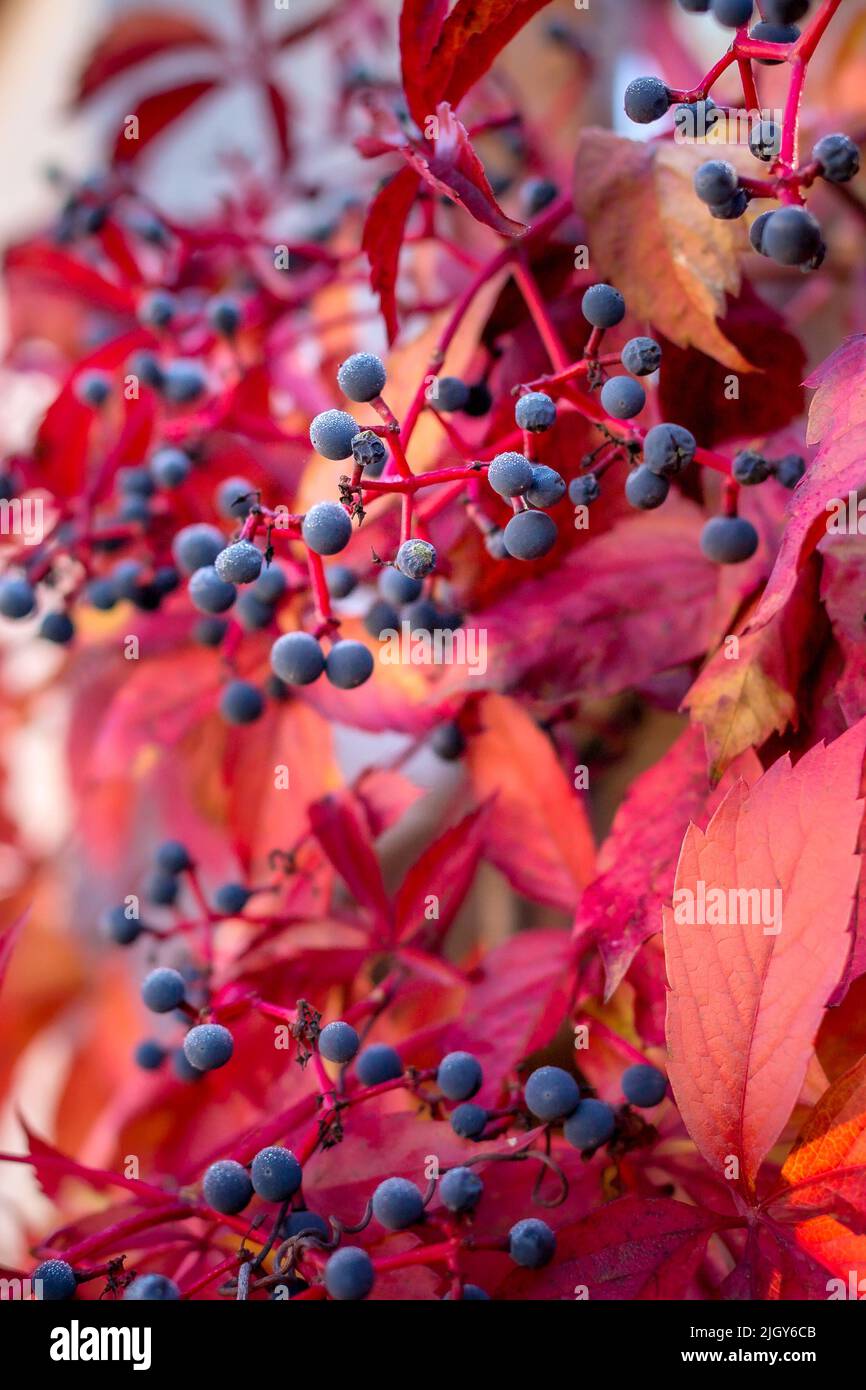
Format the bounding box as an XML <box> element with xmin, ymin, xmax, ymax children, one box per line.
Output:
<box><xmin>251</xmin><ymin>1145</ymin><xmax>303</xmax><ymax>1202</ymax></box>
<box><xmin>214</xmin><ymin>882</ymin><xmax>250</xmax><ymax>915</ymax></box>
<box><xmin>141</xmin><ymin>967</ymin><xmax>186</xmax><ymax>1014</ymax></box>
<box><xmin>525</xmin><ymin>465</ymin><xmax>566</xmax><ymax>508</ymax></box>
<box><xmin>214</xmin><ymin>541</ymin><xmax>263</xmax><ymax>585</ymax></box>
<box><xmin>440</xmin><ymin>1166</ymin><xmax>483</xmax><ymax>1214</ymax></box>
<box><xmin>508</xmin><ymin>1218</ymin><xmax>556</xmax><ymax>1268</ymax></box>
<box><xmin>319</xmin><ymin>1020</ymin><xmax>360</xmax><ymax>1063</ymax></box>
<box><xmin>325</xmin><ymin>640</ymin><xmax>374</xmax><ymax>689</ymax></box>
<box><xmin>183</xmin><ymin>1023</ymin><xmax>234</xmax><ymax>1072</ymax></box>
<box><xmin>337</xmin><ymin>352</ymin><xmax>386</xmax><ymax>403</ymax></box>
<box><xmin>450</xmin><ymin>1102</ymin><xmax>488</xmax><ymax>1139</ymax></box>
<box><xmin>644</xmin><ymin>423</ymin><xmax>697</xmax><ymax>477</ymax></box>
<box><xmin>219</xmin><ymin>679</ymin><xmax>264</xmax><ymax>724</ymax></box>
<box><xmin>310</xmin><ymin>409</ymin><xmax>360</xmax><ymax>460</ymax></box>
<box><xmin>564</xmin><ymin>1098</ymin><xmax>617</xmax><ymax>1150</ymax></box>
<box><xmin>732</xmin><ymin>449</ymin><xmax>771</xmax><ymax>486</ymax></box>
<box><xmin>515</xmin><ymin>392</ymin><xmax>557</xmax><ymax>432</ymax></box>
<box><xmin>173</xmin><ymin>523</ymin><xmax>224</xmax><ymax>574</ymax></box>
<box><xmin>324</xmin><ymin>1246</ymin><xmax>374</xmax><ymax>1300</ymax></box>
<box><xmin>202</xmin><ymin>1159</ymin><xmax>253</xmax><ymax>1215</ymax></box>
<box><xmin>395</xmin><ymin>538</ymin><xmax>437</xmax><ymax>579</ymax></box>
<box><xmin>622</xmin><ymin>1063</ymin><xmax>668</xmax><ymax>1107</ymax></box>
<box><xmin>694</xmin><ymin>159</ymin><xmax>738</xmax><ymax>206</ymax></box>
<box><xmin>271</xmin><ymin>631</ymin><xmax>325</xmax><ymax>685</ymax></box>
<box><xmin>124</xmin><ymin>1273</ymin><xmax>180</xmax><ymax>1300</ymax></box>
<box><xmin>355</xmin><ymin>1043</ymin><xmax>403</xmax><ymax>1086</ymax></box>
<box><xmin>372</xmin><ymin>1176</ymin><xmax>425</xmax><ymax>1230</ymax></box>
<box><xmin>600</xmin><ymin>376</ymin><xmax>646</xmax><ymax>420</ymax></box>
<box><xmin>524</xmin><ymin>1065</ymin><xmax>580</xmax><ymax>1122</ymax></box>
<box><xmin>503</xmin><ymin>509</ymin><xmax>557</xmax><ymax>559</ymax></box>
<box><xmin>621</xmin><ymin>337</ymin><xmax>662</xmax><ymax>377</ymax></box>
<box><xmin>437</xmin><ymin>1051</ymin><xmax>482</xmax><ymax>1101</ymax></box>
<box><xmin>189</xmin><ymin>566</ymin><xmax>236</xmax><ymax>615</ymax></box>
<box><xmin>623</xmin><ymin>76</ymin><xmax>670</xmax><ymax>125</ymax></box>
<box><xmin>33</xmin><ymin>1258</ymin><xmax>77</xmax><ymax>1301</ymax></box>
<box><xmin>700</xmin><ymin>515</ymin><xmax>759</xmax><ymax>564</ymax></box>
<box><xmin>626</xmin><ymin>465</ymin><xmax>669</xmax><ymax>510</ymax></box>
<box><xmin>302</xmin><ymin>501</ymin><xmax>352</xmax><ymax>556</ymax></box>
<box><xmin>581</xmin><ymin>283</ymin><xmax>626</xmax><ymax>328</ymax></box>
<box><xmin>135</xmin><ymin>1039</ymin><xmax>166</xmax><ymax>1071</ymax></box>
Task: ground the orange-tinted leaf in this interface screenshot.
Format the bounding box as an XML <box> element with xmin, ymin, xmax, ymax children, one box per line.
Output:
<box><xmin>774</xmin><ymin>1056</ymin><xmax>866</xmax><ymax>1217</ymax></box>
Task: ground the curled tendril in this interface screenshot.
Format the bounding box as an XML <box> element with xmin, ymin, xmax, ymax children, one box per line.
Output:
<box><xmin>458</xmin><ymin>1148</ymin><xmax>570</xmax><ymax>1208</ymax></box>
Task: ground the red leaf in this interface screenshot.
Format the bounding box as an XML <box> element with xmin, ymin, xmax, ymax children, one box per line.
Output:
<box><xmin>112</xmin><ymin>80</ymin><xmax>219</xmax><ymax>164</ymax></box>
<box><xmin>502</xmin><ymin>1196</ymin><xmax>724</xmax><ymax>1300</ymax></box>
<box><xmin>263</xmin><ymin>81</ymin><xmax>293</xmax><ymax>170</ymax></box>
<box><xmin>664</xmin><ymin>720</ymin><xmax>866</xmax><ymax>1195</ymax></box>
<box><xmin>400</xmin><ymin>0</ymin><xmax>450</xmax><ymax>127</ymax></box>
<box><xmin>308</xmin><ymin>793</ymin><xmax>392</xmax><ymax>933</ymax></box>
<box><xmin>76</xmin><ymin>11</ymin><xmax>220</xmax><ymax>102</ymax></box>
<box><xmin>396</xmin><ymin>803</ymin><xmax>490</xmax><ymax>945</ymax></box>
<box><xmin>5</xmin><ymin>1123</ymin><xmax>168</xmax><ymax>1205</ymax></box>
<box><xmin>362</xmin><ymin>167</ymin><xmax>420</xmax><ymax>343</ymax></box>
<box><xmin>403</xmin><ymin>105</ymin><xmax>526</xmax><ymax>238</ymax></box>
<box><xmin>573</xmin><ymin>727</ymin><xmax>762</xmax><ymax>999</ymax></box>
<box><xmin>4</xmin><ymin>241</ymin><xmax>137</xmax><ymax>317</ymax></box>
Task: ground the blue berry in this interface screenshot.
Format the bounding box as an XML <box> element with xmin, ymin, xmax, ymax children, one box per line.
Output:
<box><xmin>623</xmin><ymin>77</ymin><xmax>670</xmax><ymax>125</ymax></box>
<box><xmin>103</xmin><ymin>903</ymin><xmax>142</xmax><ymax>946</ymax></box>
<box><xmin>325</xmin><ymin>564</ymin><xmax>357</xmax><ymax>599</ymax></box>
<box><xmin>173</xmin><ymin>523</ymin><xmax>224</xmax><ymax>574</ymax></box>
<box><xmin>372</xmin><ymin>1176</ymin><xmax>425</xmax><ymax>1230</ymax></box>
<box><xmin>464</xmin><ymin>382</ymin><xmax>492</xmax><ymax>416</ymax></box>
<box><xmin>439</xmin><ymin>1167</ymin><xmax>483</xmax><ymax>1214</ymax></box>
<box><xmin>355</xmin><ymin>1043</ymin><xmax>403</xmax><ymax>1086</ymax></box>
<box><xmin>40</xmin><ymin>611</ymin><xmax>75</xmax><ymax>643</ymax></box>
<box><xmin>749</xmin><ymin>19</ymin><xmax>799</xmax><ymax>60</ymax></box>
<box><xmin>622</xmin><ymin>1063</ymin><xmax>668</xmax><ymax>1107</ymax></box>
<box><xmin>621</xmin><ymin>337</ymin><xmax>662</xmax><ymax>376</ymax></box>
<box><xmin>271</xmin><ymin>631</ymin><xmax>325</xmax><ymax>685</ymax></box>
<box><xmin>0</xmin><ymin>576</ymin><xmax>36</xmax><ymax>619</ymax></box>
<box><xmin>521</xmin><ymin>177</ymin><xmax>558</xmax><ymax>215</ymax></box>
<box><xmin>395</xmin><ymin>538</ymin><xmax>437</xmax><ymax>579</ymax></box>
<box><xmin>700</xmin><ymin>515</ymin><xmax>759</xmax><ymax>564</ymax></box>
<box><xmin>564</xmin><ymin>1099</ymin><xmax>617</xmax><ymax>1150</ymax></box>
<box><xmin>694</xmin><ymin>159</ymin><xmax>738</xmax><ymax>206</ymax></box>
<box><xmin>302</xmin><ymin>501</ymin><xmax>352</xmax><ymax>556</ymax></box>
<box><xmin>215</xmin><ymin>541</ymin><xmax>263</xmax><ymax>584</ymax></box>
<box><xmin>325</xmin><ymin>640</ymin><xmax>374</xmax><ymax>689</ymax></box>
<box><xmin>219</xmin><ymin>679</ymin><xmax>264</xmax><ymax>724</ymax></box>
<box><xmin>431</xmin><ymin>376</ymin><xmax>469</xmax><ymax>412</ymax></box>
<box><xmin>251</xmin><ymin>1145</ymin><xmax>303</xmax><ymax>1201</ymax></box>
<box><xmin>207</xmin><ymin>296</ymin><xmax>242</xmax><ymax>336</ymax></box>
<box><xmin>141</xmin><ymin>967</ymin><xmax>186</xmax><ymax>1013</ymax></box>
<box><xmin>135</xmin><ymin>1039</ymin><xmax>166</xmax><ymax>1071</ymax></box>
<box><xmin>437</xmin><ymin>1051</ymin><xmax>482</xmax><ymax>1101</ymax></box>
<box><xmin>732</xmin><ymin>449</ymin><xmax>771</xmax><ymax>485</ymax></box>
<box><xmin>202</xmin><ymin>1159</ymin><xmax>253</xmax><ymax>1214</ymax></box>
<box><xmin>765</xmin><ymin>0</ymin><xmax>809</xmax><ymax>18</ymax></box>
<box><xmin>488</xmin><ymin>451</ymin><xmax>533</xmax><ymax>497</ymax></box>
<box><xmin>33</xmin><ymin>1258</ymin><xmax>77</xmax><ymax>1301</ymax></box>
<box><xmin>319</xmin><ymin>1020</ymin><xmax>360</xmax><ymax>1063</ymax></box>
<box><xmin>709</xmin><ymin>189</ymin><xmax>749</xmax><ymax>220</ymax></box>
<box><xmin>582</xmin><ymin>282</ymin><xmax>627</xmax><ymax>328</ymax></box>
<box><xmin>525</xmin><ymin>465</ymin><xmax>566</xmax><ymax>509</ymax></box>
<box><xmin>236</xmin><ymin>595</ymin><xmax>272</xmax><ymax>635</ymax></box>
<box><xmin>282</xmin><ymin>1210</ymin><xmax>329</xmax><ymax>1241</ymax></box>
<box><xmin>161</xmin><ymin>359</ymin><xmax>207</xmax><ymax>403</ymax></box>
<box><xmin>508</xmin><ymin>1218</ymin><xmax>556</xmax><ymax>1268</ymax></box>
<box><xmin>74</xmin><ymin>369</ymin><xmax>111</xmax><ymax>407</ymax></box>
<box><xmin>189</xmin><ymin>566</ymin><xmax>236</xmax><ymax>614</ymax></box>
<box><xmin>749</xmin><ymin>120</ymin><xmax>781</xmax><ymax>162</ymax></box>
<box><xmin>626</xmin><ymin>465</ymin><xmax>669</xmax><ymax>510</ymax></box>
<box><xmin>445</xmin><ymin>1284</ymin><xmax>490</xmax><ymax>1300</ymax></box>
<box><xmin>145</xmin><ymin>870</ymin><xmax>179</xmax><ymax>906</ymax></box>
<box><xmin>324</xmin><ymin>1246</ymin><xmax>374</xmax><ymax>1300</ymax></box>
<box><xmin>515</xmin><ymin>392</ymin><xmax>557</xmax><ymax>432</ymax></box>
<box><xmin>379</xmin><ymin>567</ymin><xmax>421</xmax><ymax>605</ymax></box>
<box><xmin>172</xmin><ymin>1047</ymin><xmax>203</xmax><ymax>1084</ymax></box>
<box><xmin>524</xmin><ymin>1066</ymin><xmax>581</xmax><ymax>1122</ymax></box>
<box><xmin>85</xmin><ymin>577</ymin><xmax>119</xmax><ymax>611</ymax></box>
<box><xmin>216</xmin><ymin>476</ymin><xmax>256</xmax><ymax>519</ymax></box>
<box><xmin>774</xmin><ymin>453</ymin><xmax>806</xmax><ymax>489</ymax></box>
<box><xmin>569</xmin><ymin>475</ymin><xmax>600</xmax><ymax>506</ymax></box>
<box><xmin>310</xmin><ymin>409</ymin><xmax>360</xmax><ymax>460</ymax></box>
<box><xmin>761</xmin><ymin>206</ymin><xmax>822</xmax><ymax>267</ymax></box>
<box><xmin>337</xmin><ymin>352</ymin><xmax>387</xmax><ymax>403</ymax></box>
<box><xmin>156</xmin><ymin>840</ymin><xmax>192</xmax><ymax>874</ymax></box>
<box><xmin>431</xmin><ymin>721</ymin><xmax>465</xmax><ymax>761</ymax></box>
<box><xmin>643</xmin><ymin>423</ymin><xmax>696</xmax><ymax>477</ymax></box>
<box><xmin>184</xmin><ymin>1023</ymin><xmax>234</xmax><ymax>1072</ymax></box>
<box><xmin>138</xmin><ymin>289</ymin><xmax>177</xmax><ymax>327</ymax></box>
<box><xmin>351</xmin><ymin>430</ymin><xmax>387</xmax><ymax>475</ymax></box>
<box><xmin>364</xmin><ymin>599</ymin><xmax>398</xmax><ymax>639</ymax></box>
<box><xmin>194</xmin><ymin>615</ymin><xmax>229</xmax><ymax>646</ymax></box>
<box><xmin>254</xmin><ymin>565</ymin><xmax>287</xmax><ymax>603</ymax></box>
<box><xmin>214</xmin><ymin>882</ymin><xmax>250</xmax><ymax>915</ymax></box>
<box><xmin>813</xmin><ymin>132</ymin><xmax>859</xmax><ymax>184</ymax></box>
<box><xmin>450</xmin><ymin>1102</ymin><xmax>488</xmax><ymax>1139</ymax></box>
<box><xmin>503</xmin><ymin>509</ymin><xmax>557</xmax><ymax>559</ymax></box>
<box><xmin>149</xmin><ymin>446</ymin><xmax>190</xmax><ymax>488</ymax></box>
<box><xmin>711</xmin><ymin>0</ymin><xmax>753</xmax><ymax>26</ymax></box>
<box><xmin>124</xmin><ymin>1273</ymin><xmax>180</xmax><ymax>1300</ymax></box>
<box><xmin>600</xmin><ymin>376</ymin><xmax>646</xmax><ymax>420</ymax></box>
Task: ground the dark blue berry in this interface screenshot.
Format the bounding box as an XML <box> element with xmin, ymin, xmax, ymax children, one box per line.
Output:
<box><xmin>521</xmin><ymin>177</ymin><xmax>558</xmax><ymax>215</ymax></box>
<box><xmin>271</xmin><ymin>631</ymin><xmax>325</xmax><ymax>685</ymax></box>
<box><xmin>337</xmin><ymin>352</ymin><xmax>386</xmax><ymax>403</ymax></box>
<box><xmin>0</xmin><ymin>577</ymin><xmax>36</xmax><ymax>619</ymax></box>
<box><xmin>251</xmin><ymin>1145</ymin><xmax>303</xmax><ymax>1201</ymax></box>
<box><xmin>395</xmin><ymin>538</ymin><xmax>437</xmax><ymax>579</ymax></box>
<box><xmin>40</xmin><ymin>611</ymin><xmax>75</xmax><ymax>644</ymax></box>
<box><xmin>220</xmin><ymin>680</ymin><xmax>264</xmax><ymax>724</ymax></box>
<box><xmin>564</xmin><ymin>1098</ymin><xmax>617</xmax><ymax>1150</ymax></box>
<box><xmin>172</xmin><ymin>1047</ymin><xmax>203</xmax><ymax>1084</ymax></box>
<box><xmin>644</xmin><ymin>423</ymin><xmax>697</xmax><ymax>477</ymax></box>
<box><xmin>324</xmin><ymin>1246</ymin><xmax>374</xmax><ymax>1300</ymax></box>
<box><xmin>569</xmin><ymin>475</ymin><xmax>600</xmax><ymax>505</ymax></box>
<box><xmin>437</xmin><ymin>1051</ymin><xmax>482</xmax><ymax>1101</ymax></box>
<box><xmin>515</xmin><ymin>392</ymin><xmax>557</xmax><ymax>432</ymax></box>
<box><xmin>302</xmin><ymin>501</ymin><xmax>352</xmax><ymax>556</ymax></box>
<box><xmin>351</xmin><ymin>430</ymin><xmax>387</xmax><ymax>475</ymax></box>
<box><xmin>124</xmin><ymin>1273</ymin><xmax>180</xmax><ymax>1300</ymax></box>
<box><xmin>202</xmin><ymin>1159</ymin><xmax>253</xmax><ymax>1214</ymax></box>
<box><xmin>215</xmin><ymin>541</ymin><xmax>263</xmax><ymax>585</ymax></box>
<box><xmin>525</xmin><ymin>465</ymin><xmax>566</xmax><ymax>508</ymax></box>
<box><xmin>750</xmin><ymin>210</ymin><xmax>773</xmax><ymax>255</ymax></box>
<box><xmin>138</xmin><ymin>290</ymin><xmax>177</xmax><ymax>327</ymax></box>
<box><xmin>694</xmin><ymin>159</ymin><xmax>738</xmax><ymax>205</ymax></box>
<box><xmin>156</xmin><ymin>840</ymin><xmax>192</xmax><ymax>874</ymax></box>
<box><xmin>207</xmin><ymin>296</ymin><xmax>242</xmax><ymax>336</ymax></box>
<box><xmin>214</xmin><ymin>882</ymin><xmax>250</xmax><ymax>915</ymax></box>
<box><xmin>282</xmin><ymin>1210</ymin><xmax>329</xmax><ymax>1241</ymax></box>
<box><xmin>813</xmin><ymin>133</ymin><xmax>859</xmax><ymax>184</ymax></box>
<box><xmin>161</xmin><ymin>359</ymin><xmax>207</xmax><ymax>403</ymax></box>
<box><xmin>450</xmin><ymin>1103</ymin><xmax>488</xmax><ymax>1139</ymax></box>
<box><xmin>379</xmin><ymin>567</ymin><xmax>421</xmax><ymax>605</ymax></box>
<box><xmin>135</xmin><ymin>1039</ymin><xmax>166</xmax><ymax>1071</ymax></box>
<box><xmin>184</xmin><ymin>1023</ymin><xmax>234</xmax><ymax>1072</ymax></box>
<box><xmin>254</xmin><ymin>565</ymin><xmax>287</xmax><ymax>603</ymax></box>
<box><xmin>762</xmin><ymin>206</ymin><xmax>822</xmax><ymax>267</ymax></box>
<box><xmin>488</xmin><ymin>451</ymin><xmax>533</xmax><ymax>498</ymax></box>
<box><xmin>503</xmin><ymin>509</ymin><xmax>557</xmax><ymax>559</ymax></box>
<box><xmin>194</xmin><ymin>615</ymin><xmax>229</xmax><ymax>647</ymax></box>
<box><xmin>145</xmin><ymin>870</ymin><xmax>179</xmax><ymax>906</ymax></box>
<box><xmin>444</xmin><ymin>1284</ymin><xmax>490</xmax><ymax>1300</ymax></box>
<box><xmin>325</xmin><ymin>640</ymin><xmax>374</xmax><ymax>689</ymax></box>
<box><xmin>149</xmin><ymin>446</ymin><xmax>190</xmax><ymax>488</ymax></box>
<box><xmin>189</xmin><ymin>566</ymin><xmax>236</xmax><ymax>614</ymax></box>
<box><xmin>622</xmin><ymin>1063</ymin><xmax>668</xmax><ymax>1107</ymax></box>
<box><xmin>325</xmin><ymin>564</ymin><xmax>357</xmax><ymax>599</ymax></box>
<box><xmin>372</xmin><ymin>1176</ymin><xmax>425</xmax><ymax>1230</ymax></box>
<box><xmin>524</xmin><ymin>1066</ymin><xmax>580</xmax><ymax>1122</ymax></box>
<box><xmin>33</xmin><ymin>1258</ymin><xmax>77</xmax><ymax>1300</ymax></box>
<box><xmin>621</xmin><ymin>337</ymin><xmax>662</xmax><ymax>376</ymax></box>
<box><xmin>310</xmin><ymin>409</ymin><xmax>360</xmax><ymax>460</ymax></box>
<box><xmin>439</xmin><ymin>1167</ymin><xmax>483</xmax><ymax>1214</ymax></box>
<box><xmin>700</xmin><ymin>515</ymin><xmax>759</xmax><ymax>564</ymax></box>
<box><xmin>319</xmin><ymin>1020</ymin><xmax>360</xmax><ymax>1063</ymax></box>
<box><xmin>364</xmin><ymin>597</ymin><xmax>399</xmax><ymax>639</ymax></box>
<box><xmin>600</xmin><ymin>376</ymin><xmax>646</xmax><ymax>420</ymax></box>
<box><xmin>173</xmin><ymin>524</ymin><xmax>224</xmax><ymax>574</ymax></box>
<box><xmin>749</xmin><ymin>120</ymin><xmax>781</xmax><ymax>162</ymax></box>
<box><xmin>749</xmin><ymin>19</ymin><xmax>799</xmax><ymax>60</ymax></box>
<box><xmin>508</xmin><ymin>1218</ymin><xmax>556</xmax><ymax>1268</ymax></box>
<box><xmin>74</xmin><ymin>370</ymin><xmax>111</xmax><ymax>408</ymax></box>
<box><xmin>430</xmin><ymin>376</ymin><xmax>469</xmax><ymax>412</ymax></box>
<box><xmin>141</xmin><ymin>967</ymin><xmax>186</xmax><ymax>1013</ymax></box>
<box><xmin>709</xmin><ymin>189</ymin><xmax>749</xmax><ymax>220</ymax></box>
<box><xmin>355</xmin><ymin>1043</ymin><xmax>403</xmax><ymax>1086</ymax></box>
<box><xmin>626</xmin><ymin>465</ymin><xmax>669</xmax><ymax>510</ymax></box>
<box><xmin>430</xmin><ymin>721</ymin><xmax>465</xmax><ymax>761</ymax></box>
<box><xmin>103</xmin><ymin>903</ymin><xmax>142</xmax><ymax>946</ymax></box>
<box><xmin>623</xmin><ymin>77</ymin><xmax>670</xmax><ymax>125</ymax></box>
<box><xmin>216</xmin><ymin>476</ymin><xmax>256</xmax><ymax>519</ymax></box>
<box><xmin>732</xmin><ymin>449</ymin><xmax>771</xmax><ymax>485</ymax></box>
<box><xmin>711</xmin><ymin>0</ymin><xmax>753</xmax><ymax>26</ymax></box>
<box><xmin>774</xmin><ymin>453</ymin><xmax>806</xmax><ymax>489</ymax></box>
<box><xmin>463</xmin><ymin>382</ymin><xmax>492</xmax><ymax>416</ymax></box>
